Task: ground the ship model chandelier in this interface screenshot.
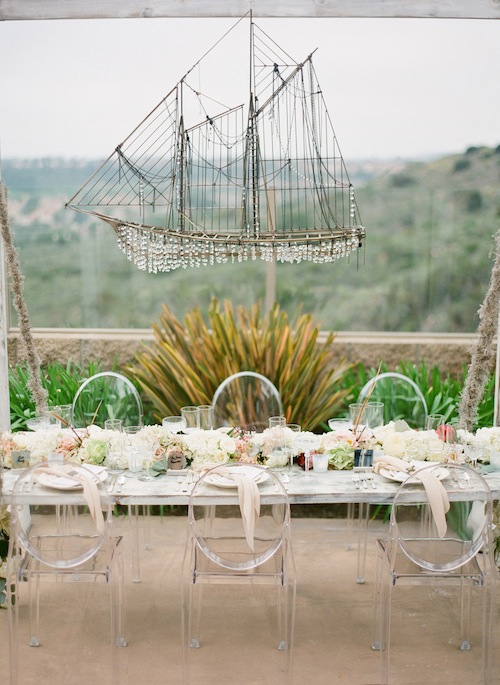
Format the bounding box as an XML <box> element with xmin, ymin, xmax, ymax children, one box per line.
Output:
<box><xmin>66</xmin><ymin>14</ymin><xmax>365</xmax><ymax>273</ymax></box>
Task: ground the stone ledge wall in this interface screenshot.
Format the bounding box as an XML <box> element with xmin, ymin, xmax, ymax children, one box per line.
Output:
<box><xmin>7</xmin><ymin>328</ymin><xmax>480</xmax><ymax>377</ymax></box>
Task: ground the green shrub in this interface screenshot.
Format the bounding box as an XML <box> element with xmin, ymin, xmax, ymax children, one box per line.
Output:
<box><xmin>7</xmin><ymin>354</ymin><xmax>494</xmax><ymax>433</ymax></box>
<box><xmin>8</xmin><ymin>360</ymin><xmax>155</xmax><ymax>431</ymax></box>
<box><xmin>332</xmin><ymin>360</ymin><xmax>494</xmax><ymax>430</ymax></box>
<box><xmin>128</xmin><ymin>299</ymin><xmax>352</xmax><ymax>431</ymax></box>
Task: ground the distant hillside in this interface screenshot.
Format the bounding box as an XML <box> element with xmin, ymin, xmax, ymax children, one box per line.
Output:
<box><xmin>2</xmin><ymin>145</ymin><xmax>499</xmax><ymax>332</ymax></box>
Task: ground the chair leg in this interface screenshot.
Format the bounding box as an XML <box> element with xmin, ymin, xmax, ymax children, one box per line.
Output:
<box><xmin>372</xmin><ymin>541</ymin><xmax>391</xmax><ymax>685</ymax></box>
<box><xmin>110</xmin><ymin>542</ymin><xmax>127</xmax><ymax>685</ymax></box>
<box><xmin>480</xmin><ymin>578</ymin><xmax>495</xmax><ymax>685</ymax></box>
<box><xmin>188</xmin><ymin>580</ymin><xmax>203</xmax><ymax>650</ymax></box>
<box><xmin>7</xmin><ymin>570</ymin><xmax>19</xmax><ymax>685</ymax></box>
<box><xmin>371</xmin><ymin>541</ymin><xmax>384</xmax><ymax>652</ymax></box>
<box><xmin>459</xmin><ymin>577</ymin><xmax>472</xmax><ymax>651</ymax></box>
<box><xmin>379</xmin><ymin>580</ymin><xmax>392</xmax><ymax>685</ymax></box>
<box><xmin>28</xmin><ymin>568</ymin><xmax>41</xmax><ymax>647</ymax></box>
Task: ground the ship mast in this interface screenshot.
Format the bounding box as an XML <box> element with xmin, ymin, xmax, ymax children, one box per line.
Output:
<box><xmin>242</xmin><ymin>12</ymin><xmax>261</xmax><ymax>239</ymax></box>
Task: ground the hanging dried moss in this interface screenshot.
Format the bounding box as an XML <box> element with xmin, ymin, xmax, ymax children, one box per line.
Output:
<box><xmin>0</xmin><ymin>182</ymin><xmax>47</xmax><ymax>413</ymax></box>
<box><xmin>458</xmin><ymin>230</ymin><xmax>500</xmax><ymax>429</ymax></box>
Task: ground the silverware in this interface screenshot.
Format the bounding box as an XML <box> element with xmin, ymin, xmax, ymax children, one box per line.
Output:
<box><xmin>107</xmin><ymin>474</ymin><xmax>118</xmax><ymax>493</ymax></box>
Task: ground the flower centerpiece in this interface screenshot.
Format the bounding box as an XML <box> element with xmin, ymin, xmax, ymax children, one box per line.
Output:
<box><xmin>372</xmin><ymin>421</ymin><xmax>461</xmax><ymax>463</ymax></box>
<box><xmin>252</xmin><ymin>426</ymin><xmax>302</xmax><ymax>468</ymax></box>
<box><xmin>183</xmin><ymin>429</ymin><xmax>238</xmax><ymax>470</ymax></box>
<box><xmin>318</xmin><ymin>425</ymin><xmax>379</xmax><ymax>470</ymax></box>
<box><xmin>469</xmin><ymin>426</ymin><xmax>500</xmax><ymax>463</ymax></box>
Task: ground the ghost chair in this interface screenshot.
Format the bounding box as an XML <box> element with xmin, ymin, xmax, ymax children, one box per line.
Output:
<box><xmin>72</xmin><ymin>371</ymin><xmax>143</xmax><ymax>429</ymax></box>
<box><xmin>73</xmin><ymin>370</ymin><xmax>148</xmax><ymax>581</ymax></box>
<box><xmin>181</xmin><ymin>462</ymin><xmax>295</xmax><ymax>685</ymax></box>
<box><xmin>358</xmin><ymin>372</ymin><xmax>428</xmax><ymax>431</ymax></box>
<box><xmin>212</xmin><ymin>371</ymin><xmax>282</xmax><ymax>432</ymax></box>
<box><xmin>350</xmin><ymin>372</ymin><xmax>429</xmax><ymax>584</ymax></box>
<box><xmin>7</xmin><ymin>462</ymin><xmax>126</xmax><ymax>685</ymax></box>
<box><xmin>372</xmin><ymin>462</ymin><xmax>495</xmax><ymax>685</ymax></box>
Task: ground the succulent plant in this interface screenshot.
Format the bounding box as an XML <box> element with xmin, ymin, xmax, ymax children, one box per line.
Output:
<box><xmin>128</xmin><ymin>298</ymin><xmax>352</xmax><ymax>431</ymax></box>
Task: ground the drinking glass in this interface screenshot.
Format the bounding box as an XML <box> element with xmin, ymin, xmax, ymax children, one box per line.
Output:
<box><xmin>425</xmin><ymin>414</ymin><xmax>445</xmax><ymax>431</ymax></box>
<box><xmin>181</xmin><ymin>406</ymin><xmax>199</xmax><ymax>433</ymax></box>
<box><xmin>366</xmin><ymin>402</ymin><xmax>384</xmax><ymax>428</ymax></box>
<box><xmin>198</xmin><ymin>405</ymin><xmax>214</xmax><ymax>430</ymax></box>
<box><xmin>286</xmin><ymin>424</ymin><xmax>301</xmax><ymax>472</ymax></box>
<box><xmin>105</xmin><ymin>418</ymin><xmax>123</xmax><ymax>432</ymax></box>
<box><xmin>125</xmin><ymin>446</ymin><xmax>142</xmax><ymax>475</ymax></box>
<box><xmin>52</xmin><ymin>404</ymin><xmax>73</xmax><ymax>427</ymax></box>
<box><xmin>295</xmin><ymin>434</ymin><xmax>321</xmax><ymax>476</ymax></box>
<box><xmin>312</xmin><ymin>453</ymin><xmax>329</xmax><ymax>473</ymax></box>
<box><xmin>328</xmin><ymin>418</ymin><xmax>351</xmax><ymax>432</ymax></box>
<box><xmin>138</xmin><ymin>443</ymin><xmax>154</xmax><ymax>481</ymax></box>
<box><xmin>349</xmin><ymin>403</ymin><xmax>367</xmax><ymax>429</ymax></box>
<box><xmin>456</xmin><ymin>432</ymin><xmax>482</xmax><ymax>469</ymax></box>
<box><xmin>105</xmin><ymin>419</ymin><xmax>124</xmax><ymax>473</ymax></box>
<box><xmin>463</xmin><ymin>444</ymin><xmax>482</xmax><ymax>469</ymax></box>
<box><xmin>269</xmin><ymin>416</ymin><xmax>286</xmax><ymax>429</ymax></box>
<box><xmin>162</xmin><ymin>416</ymin><xmax>187</xmax><ymax>434</ymax></box>
<box><xmin>124</xmin><ymin>425</ymin><xmax>142</xmax><ymax>476</ymax></box>
<box><xmin>26</xmin><ymin>414</ymin><xmax>53</xmax><ymax>431</ymax></box>
<box><xmin>268</xmin><ymin>416</ymin><xmax>287</xmax><ymax>468</ymax></box>
<box><xmin>45</xmin><ymin>408</ymin><xmax>62</xmax><ymax>430</ymax></box>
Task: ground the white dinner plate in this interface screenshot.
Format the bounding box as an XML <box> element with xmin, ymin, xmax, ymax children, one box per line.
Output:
<box><xmin>378</xmin><ymin>459</ymin><xmax>449</xmax><ymax>483</ymax></box>
<box><xmin>205</xmin><ymin>466</ymin><xmax>269</xmax><ymax>489</ymax></box>
<box><xmin>38</xmin><ymin>465</ymin><xmax>108</xmax><ymax>490</ymax></box>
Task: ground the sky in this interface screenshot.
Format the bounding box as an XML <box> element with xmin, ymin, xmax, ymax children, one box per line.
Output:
<box><xmin>0</xmin><ymin>17</ymin><xmax>498</xmax><ymax>161</ymax></box>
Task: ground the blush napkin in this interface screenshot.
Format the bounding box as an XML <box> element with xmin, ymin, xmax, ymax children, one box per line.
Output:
<box><xmin>373</xmin><ymin>455</ymin><xmax>450</xmax><ymax>538</ymax></box>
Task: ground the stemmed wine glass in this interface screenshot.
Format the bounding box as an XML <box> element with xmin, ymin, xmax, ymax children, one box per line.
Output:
<box><xmin>456</xmin><ymin>431</ymin><xmax>482</xmax><ymax>469</ymax></box>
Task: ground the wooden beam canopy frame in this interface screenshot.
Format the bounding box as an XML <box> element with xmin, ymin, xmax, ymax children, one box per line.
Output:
<box><xmin>0</xmin><ymin>1</ymin><xmax>499</xmax><ymax>21</ymax></box>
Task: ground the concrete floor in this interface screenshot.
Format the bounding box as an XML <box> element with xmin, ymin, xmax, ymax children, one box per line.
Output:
<box><xmin>1</xmin><ymin>514</ymin><xmax>498</xmax><ymax>685</ymax></box>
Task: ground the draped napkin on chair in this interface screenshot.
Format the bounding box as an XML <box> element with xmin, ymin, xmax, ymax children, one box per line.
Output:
<box><xmin>200</xmin><ymin>465</ymin><xmax>261</xmax><ymax>551</ymax></box>
<box><xmin>218</xmin><ymin>467</ymin><xmax>261</xmax><ymax>551</ymax></box>
<box><xmin>373</xmin><ymin>455</ymin><xmax>450</xmax><ymax>538</ymax></box>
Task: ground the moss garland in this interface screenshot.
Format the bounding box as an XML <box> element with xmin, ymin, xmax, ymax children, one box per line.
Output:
<box><xmin>458</xmin><ymin>230</ymin><xmax>500</xmax><ymax>430</ymax></box>
<box><xmin>0</xmin><ymin>182</ymin><xmax>47</xmax><ymax>413</ymax></box>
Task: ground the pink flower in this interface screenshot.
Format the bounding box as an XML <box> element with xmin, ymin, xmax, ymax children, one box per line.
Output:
<box><xmin>436</xmin><ymin>424</ymin><xmax>456</xmax><ymax>442</ymax></box>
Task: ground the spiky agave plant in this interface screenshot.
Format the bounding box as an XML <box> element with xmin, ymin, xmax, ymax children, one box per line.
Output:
<box><xmin>128</xmin><ymin>299</ymin><xmax>352</xmax><ymax>431</ymax></box>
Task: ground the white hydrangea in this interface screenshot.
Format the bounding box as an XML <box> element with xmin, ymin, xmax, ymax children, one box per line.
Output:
<box><xmin>184</xmin><ymin>429</ymin><xmax>236</xmax><ymax>470</ymax></box>
<box><xmin>22</xmin><ymin>429</ymin><xmax>61</xmax><ymax>464</ymax></box>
